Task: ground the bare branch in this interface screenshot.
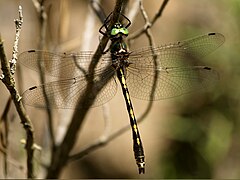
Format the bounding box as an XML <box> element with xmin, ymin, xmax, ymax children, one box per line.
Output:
<box><xmin>128</xmin><ymin>0</ymin><xmax>170</xmax><ymax>41</ymax></box>
<box><xmin>151</xmin><ymin>0</ymin><xmax>170</xmax><ymax>25</ymax></box>
<box><xmin>135</xmin><ymin>0</ymin><xmax>159</xmax><ymax>122</ymax></box>
<box><xmin>90</xmin><ymin>0</ymin><xmax>107</xmax><ymax>24</ymax></box>
<box><xmin>32</xmin><ymin>0</ymin><xmax>56</xmax><ymax>149</ymax></box>
<box><xmin>46</xmin><ymin>0</ymin><xmax>126</xmax><ymax>178</ymax></box>
<box><xmin>0</xmin><ymin>6</ymin><xmax>35</xmax><ymax>178</ymax></box>
<box><xmin>139</xmin><ymin>0</ymin><xmax>156</xmax><ymax>47</ymax></box>
<box><xmin>9</xmin><ymin>6</ymin><xmax>23</xmax><ymax>75</ymax></box>
<box><xmin>0</xmin><ymin>97</ymin><xmax>11</xmax><ymax>178</ymax></box>
<box><xmin>126</xmin><ymin>0</ymin><xmax>139</xmax><ymax>24</ymax></box>
<box><xmin>68</xmin><ymin>104</ymin><xmax>111</xmax><ymax>161</ymax></box>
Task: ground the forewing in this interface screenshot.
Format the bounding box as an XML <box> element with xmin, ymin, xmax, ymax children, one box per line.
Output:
<box><xmin>129</xmin><ymin>33</ymin><xmax>225</xmax><ymax>68</ymax></box>
<box><xmin>19</xmin><ymin>50</ymin><xmax>112</xmax><ymax>78</ymax></box>
<box><xmin>126</xmin><ymin>33</ymin><xmax>224</xmax><ymax>100</ymax></box>
<box><xmin>22</xmin><ymin>66</ymin><xmax>117</xmax><ymax>109</ymax></box>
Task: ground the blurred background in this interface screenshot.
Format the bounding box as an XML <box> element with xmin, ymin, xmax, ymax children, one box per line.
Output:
<box><xmin>0</xmin><ymin>0</ymin><xmax>240</xmax><ymax>178</ymax></box>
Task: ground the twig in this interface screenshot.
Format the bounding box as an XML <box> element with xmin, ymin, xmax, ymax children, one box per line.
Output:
<box><xmin>135</xmin><ymin>0</ymin><xmax>159</xmax><ymax>122</ymax></box>
<box><xmin>90</xmin><ymin>0</ymin><xmax>107</xmax><ymax>24</ymax></box>
<box><xmin>151</xmin><ymin>0</ymin><xmax>169</xmax><ymax>25</ymax></box>
<box><xmin>125</xmin><ymin>0</ymin><xmax>139</xmax><ymax>25</ymax></box>
<box><xmin>68</xmin><ymin>104</ymin><xmax>111</xmax><ymax>161</ymax></box>
<box><xmin>46</xmin><ymin>0</ymin><xmax>126</xmax><ymax>178</ymax></box>
<box><xmin>128</xmin><ymin>0</ymin><xmax>169</xmax><ymax>41</ymax></box>
<box><xmin>139</xmin><ymin>0</ymin><xmax>156</xmax><ymax>47</ymax></box>
<box><xmin>32</xmin><ymin>0</ymin><xmax>48</xmax><ymax>49</ymax></box>
<box><xmin>0</xmin><ymin>97</ymin><xmax>11</xmax><ymax>178</ymax></box>
<box><xmin>66</xmin><ymin>5</ymin><xmax>113</xmax><ymax>160</ymax></box>
<box><xmin>0</xmin><ymin>6</ymin><xmax>35</xmax><ymax>178</ymax></box>
<box><xmin>32</xmin><ymin>0</ymin><xmax>56</xmax><ymax>149</ymax></box>
<box><xmin>9</xmin><ymin>6</ymin><xmax>23</xmax><ymax>75</ymax></box>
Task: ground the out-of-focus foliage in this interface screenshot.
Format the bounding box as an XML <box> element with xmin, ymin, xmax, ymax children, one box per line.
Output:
<box><xmin>156</xmin><ymin>0</ymin><xmax>240</xmax><ymax>179</ymax></box>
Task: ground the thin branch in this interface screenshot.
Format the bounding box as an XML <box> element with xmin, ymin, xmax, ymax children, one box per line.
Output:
<box><xmin>125</xmin><ymin>0</ymin><xmax>139</xmax><ymax>25</ymax></box>
<box><xmin>0</xmin><ymin>97</ymin><xmax>11</xmax><ymax>148</ymax></box>
<box><xmin>0</xmin><ymin>97</ymin><xmax>11</xmax><ymax>178</ymax></box>
<box><xmin>45</xmin><ymin>0</ymin><xmax>126</xmax><ymax>178</ymax></box>
<box><xmin>136</xmin><ymin>0</ymin><xmax>159</xmax><ymax>121</ymax></box>
<box><xmin>151</xmin><ymin>0</ymin><xmax>170</xmax><ymax>25</ymax></box>
<box><xmin>128</xmin><ymin>0</ymin><xmax>169</xmax><ymax>41</ymax></box>
<box><xmin>68</xmin><ymin>104</ymin><xmax>111</xmax><ymax>161</ymax></box>
<box><xmin>66</xmin><ymin>5</ymin><xmax>113</xmax><ymax>160</ymax></box>
<box><xmin>139</xmin><ymin>0</ymin><xmax>156</xmax><ymax>47</ymax></box>
<box><xmin>32</xmin><ymin>0</ymin><xmax>56</xmax><ymax>149</ymax></box>
<box><xmin>90</xmin><ymin>0</ymin><xmax>107</xmax><ymax>24</ymax></box>
<box><xmin>0</xmin><ymin>6</ymin><xmax>35</xmax><ymax>178</ymax></box>
<box><xmin>9</xmin><ymin>6</ymin><xmax>23</xmax><ymax>75</ymax></box>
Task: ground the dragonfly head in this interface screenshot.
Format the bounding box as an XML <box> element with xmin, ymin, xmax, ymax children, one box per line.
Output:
<box><xmin>110</xmin><ymin>22</ymin><xmax>129</xmax><ymax>39</ymax></box>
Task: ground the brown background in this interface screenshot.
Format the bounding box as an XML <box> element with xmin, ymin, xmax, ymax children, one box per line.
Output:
<box><xmin>0</xmin><ymin>0</ymin><xmax>239</xmax><ymax>178</ymax></box>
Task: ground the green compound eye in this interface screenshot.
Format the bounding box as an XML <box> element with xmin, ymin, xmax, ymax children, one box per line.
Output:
<box><xmin>111</xmin><ymin>28</ymin><xmax>119</xmax><ymax>36</ymax></box>
<box><xmin>121</xmin><ymin>27</ymin><xmax>128</xmax><ymax>35</ymax></box>
<box><xmin>111</xmin><ymin>27</ymin><xmax>129</xmax><ymax>36</ymax></box>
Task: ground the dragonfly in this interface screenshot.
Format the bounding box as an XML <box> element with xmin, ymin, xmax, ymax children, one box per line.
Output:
<box><xmin>19</xmin><ymin>12</ymin><xmax>225</xmax><ymax>174</ymax></box>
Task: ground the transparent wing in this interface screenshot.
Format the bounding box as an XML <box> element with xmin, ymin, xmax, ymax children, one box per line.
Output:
<box><xmin>18</xmin><ymin>50</ymin><xmax>112</xmax><ymax>78</ymax></box>
<box><xmin>126</xmin><ymin>33</ymin><xmax>224</xmax><ymax>100</ymax></box>
<box><xmin>22</xmin><ymin>66</ymin><xmax>117</xmax><ymax>109</ymax></box>
<box><xmin>129</xmin><ymin>33</ymin><xmax>225</xmax><ymax>67</ymax></box>
<box><xmin>127</xmin><ymin>66</ymin><xmax>219</xmax><ymax>100</ymax></box>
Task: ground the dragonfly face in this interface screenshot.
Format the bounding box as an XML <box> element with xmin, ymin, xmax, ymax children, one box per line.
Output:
<box><xmin>110</xmin><ymin>22</ymin><xmax>129</xmax><ymax>38</ymax></box>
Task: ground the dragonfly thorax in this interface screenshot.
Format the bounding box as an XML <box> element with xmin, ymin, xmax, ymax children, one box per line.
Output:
<box><xmin>110</xmin><ymin>37</ymin><xmax>130</xmax><ymax>70</ymax></box>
